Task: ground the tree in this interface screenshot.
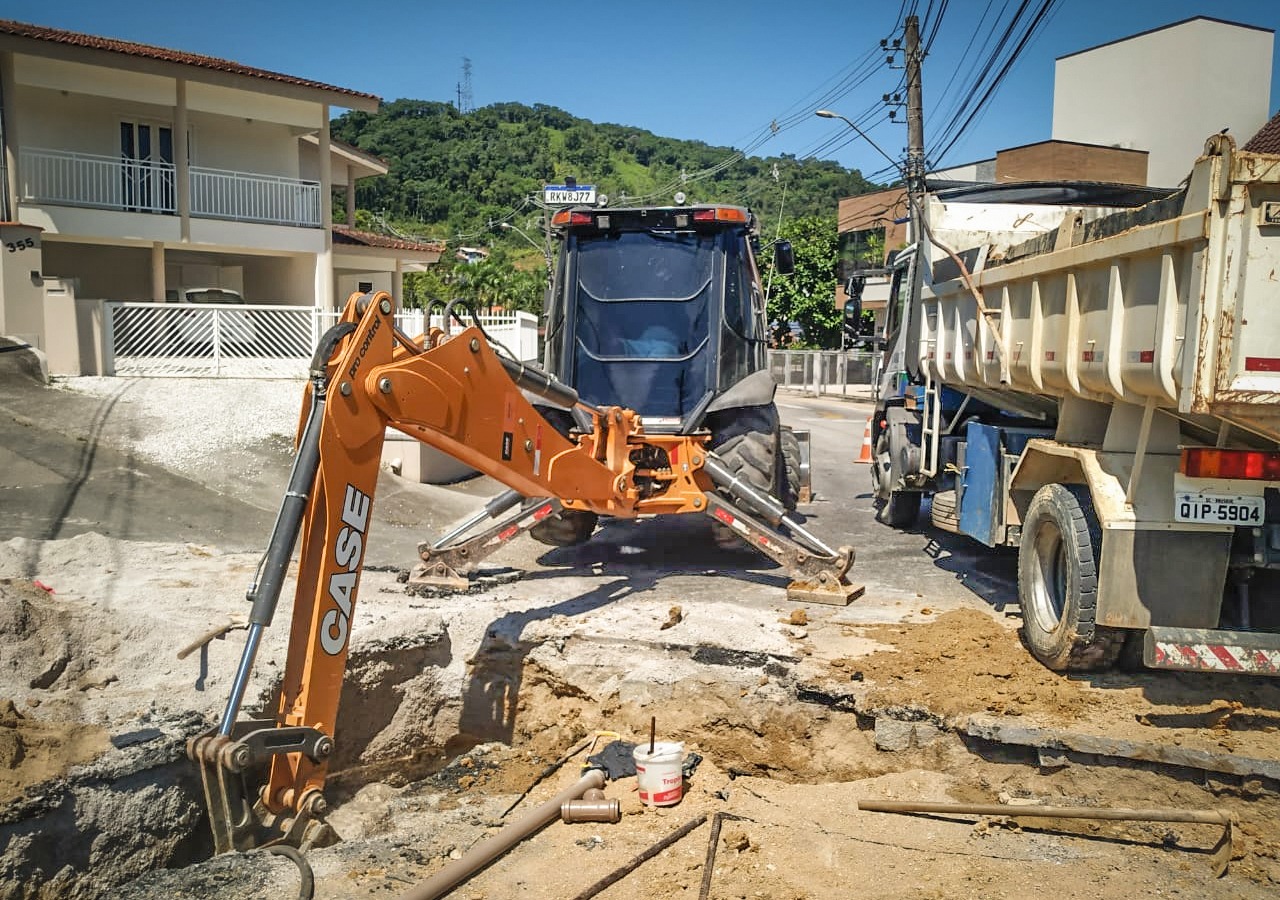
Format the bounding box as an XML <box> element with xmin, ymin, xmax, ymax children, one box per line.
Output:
<box><xmin>758</xmin><ymin>215</ymin><xmax>840</xmax><ymax>349</ymax></box>
<box><xmin>331</xmin><ymin>100</ymin><xmax>882</xmax><ymax>242</ymax></box>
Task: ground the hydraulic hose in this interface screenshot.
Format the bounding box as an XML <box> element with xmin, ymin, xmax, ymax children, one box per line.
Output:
<box><xmin>498</xmin><ymin>356</ymin><xmax>581</xmax><ymax>411</ymax></box>
<box><xmin>218</xmin><ymin>321</ymin><xmax>354</xmax><ymax>737</ymax></box>
<box><xmin>396</xmin><ymin>769</ymin><xmax>605</xmax><ymax>900</ymax></box>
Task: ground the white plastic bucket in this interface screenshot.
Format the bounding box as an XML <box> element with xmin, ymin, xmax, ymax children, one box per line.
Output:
<box><xmin>633</xmin><ymin>741</ymin><xmax>684</xmax><ymax>807</ymax></box>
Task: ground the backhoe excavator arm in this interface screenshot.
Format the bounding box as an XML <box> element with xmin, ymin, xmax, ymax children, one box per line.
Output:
<box><xmin>190</xmin><ymin>290</ymin><xmax>858</xmax><ymax>853</ymax></box>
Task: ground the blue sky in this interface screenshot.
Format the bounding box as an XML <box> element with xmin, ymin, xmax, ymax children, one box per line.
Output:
<box><xmin>7</xmin><ymin>0</ymin><xmax>1279</xmax><ymax>182</ymax></box>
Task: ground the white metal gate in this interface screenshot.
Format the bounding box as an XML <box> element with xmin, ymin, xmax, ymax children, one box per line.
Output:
<box><xmin>105</xmin><ymin>303</ymin><xmax>540</xmax><ymax>378</ymax></box>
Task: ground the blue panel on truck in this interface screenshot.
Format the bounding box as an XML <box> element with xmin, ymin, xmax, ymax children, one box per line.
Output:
<box><xmin>959</xmin><ymin>422</ymin><xmax>1002</xmax><ymax>547</ymax></box>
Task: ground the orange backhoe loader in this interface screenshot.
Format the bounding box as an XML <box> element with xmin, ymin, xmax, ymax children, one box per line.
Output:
<box><xmin>189</xmin><ymin>290</ymin><xmax>860</xmax><ymax>854</ymax></box>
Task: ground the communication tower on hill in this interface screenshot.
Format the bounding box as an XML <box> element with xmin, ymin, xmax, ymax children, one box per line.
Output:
<box><xmin>456</xmin><ymin>57</ymin><xmax>474</xmax><ymax>114</ymax></box>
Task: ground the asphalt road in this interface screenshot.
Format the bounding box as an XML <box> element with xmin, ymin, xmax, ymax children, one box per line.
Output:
<box><xmin>1</xmin><ymin>334</ymin><xmax>1014</xmax><ymax>623</ymax></box>
<box><xmin>775</xmin><ymin>390</ymin><xmax>1019</xmax><ymax>621</ymax></box>
<box><xmin>0</xmin><ymin>348</ymin><xmax>277</xmax><ymax>554</ymax></box>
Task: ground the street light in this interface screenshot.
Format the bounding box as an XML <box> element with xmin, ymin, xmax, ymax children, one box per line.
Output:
<box><xmin>814</xmin><ymin>109</ymin><xmax>902</xmax><ymax>175</ymax></box>
<box><xmin>499</xmin><ymin>221</ymin><xmax>554</xmax><ymax>291</ymax></box>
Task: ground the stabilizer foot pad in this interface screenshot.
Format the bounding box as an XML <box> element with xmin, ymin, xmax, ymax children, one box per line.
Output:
<box><xmin>403</xmin><ymin>566</ymin><xmax>524</xmax><ymax>597</ymax></box>
<box><xmin>786</xmin><ymin>582</ymin><xmax>865</xmax><ymax>607</ymax></box>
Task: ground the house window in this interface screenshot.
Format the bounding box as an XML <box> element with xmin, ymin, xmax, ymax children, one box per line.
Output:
<box><xmin>120</xmin><ymin>121</ymin><xmax>175</xmax><ymax>213</ymax></box>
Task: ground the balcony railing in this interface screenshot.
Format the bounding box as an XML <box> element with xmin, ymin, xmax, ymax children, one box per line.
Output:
<box><xmin>190</xmin><ymin>166</ymin><xmax>320</xmax><ymax>227</ymax></box>
<box><xmin>21</xmin><ymin>148</ymin><xmax>175</xmax><ymax>214</ymax></box>
<box><xmin>20</xmin><ymin>148</ymin><xmax>321</xmax><ymax>228</ymax></box>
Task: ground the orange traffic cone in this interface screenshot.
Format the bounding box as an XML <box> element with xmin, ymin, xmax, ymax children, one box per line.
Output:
<box><xmin>855</xmin><ymin>416</ymin><xmax>873</xmax><ymax>463</ymax></box>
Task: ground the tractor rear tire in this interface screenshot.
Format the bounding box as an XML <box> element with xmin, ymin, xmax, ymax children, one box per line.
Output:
<box><xmin>1017</xmin><ymin>483</ymin><xmax>1124</xmax><ymax>671</ymax></box>
<box><xmin>779</xmin><ymin>427</ymin><xmax>802</xmax><ymax>511</ymax></box>
<box><xmin>709</xmin><ymin>404</ymin><xmax>783</xmax><ymax>546</ymax></box>
<box><xmin>530</xmin><ymin>509</ymin><xmax>598</xmax><ymax>547</ymax></box>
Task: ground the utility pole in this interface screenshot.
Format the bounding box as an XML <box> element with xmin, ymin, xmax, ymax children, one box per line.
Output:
<box><xmin>904</xmin><ymin>15</ymin><xmax>925</xmax><ymax>207</ymax></box>
<box><xmin>903</xmin><ymin>13</ymin><xmax>928</xmax><ymax>341</ymax></box>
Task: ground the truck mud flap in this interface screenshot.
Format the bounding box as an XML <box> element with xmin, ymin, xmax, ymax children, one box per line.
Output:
<box><xmin>1145</xmin><ymin>626</ymin><xmax>1280</xmax><ymax>675</ymax></box>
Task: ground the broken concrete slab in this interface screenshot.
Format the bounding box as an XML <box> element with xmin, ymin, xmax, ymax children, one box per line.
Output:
<box><xmin>966</xmin><ymin>714</ymin><xmax>1280</xmax><ymax>781</ymax></box>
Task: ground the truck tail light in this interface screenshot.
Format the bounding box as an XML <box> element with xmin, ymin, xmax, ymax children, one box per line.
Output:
<box><xmin>1181</xmin><ymin>448</ymin><xmax>1280</xmax><ymax>481</ymax></box>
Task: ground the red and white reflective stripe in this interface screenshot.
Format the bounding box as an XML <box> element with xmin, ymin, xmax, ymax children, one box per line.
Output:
<box><xmin>1152</xmin><ymin>639</ymin><xmax>1280</xmax><ymax>674</ymax></box>
<box><xmin>532</xmin><ymin>502</ymin><xmax>555</xmax><ymax>521</ymax></box>
<box><xmin>534</xmin><ymin>424</ymin><xmax>542</xmax><ymax>476</ymax></box>
<box><xmin>713</xmin><ymin>506</ymin><xmax>753</xmax><ymax>537</ymax></box>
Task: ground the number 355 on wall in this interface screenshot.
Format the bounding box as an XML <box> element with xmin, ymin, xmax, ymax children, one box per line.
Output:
<box><xmin>0</xmin><ymin>230</ymin><xmax>39</xmax><ymax>254</ymax></box>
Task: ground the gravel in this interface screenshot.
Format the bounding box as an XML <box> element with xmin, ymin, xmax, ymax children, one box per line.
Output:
<box><xmin>57</xmin><ymin>376</ymin><xmax>302</xmax><ymax>479</ymax></box>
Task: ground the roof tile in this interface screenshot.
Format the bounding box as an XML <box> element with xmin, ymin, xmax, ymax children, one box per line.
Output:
<box><xmin>333</xmin><ymin>226</ymin><xmax>444</xmax><ymax>253</ymax></box>
<box><xmin>0</xmin><ymin>18</ymin><xmax>378</xmax><ymax>102</ymax></box>
<box><xmin>1244</xmin><ymin>110</ymin><xmax>1280</xmax><ymax>155</ymax></box>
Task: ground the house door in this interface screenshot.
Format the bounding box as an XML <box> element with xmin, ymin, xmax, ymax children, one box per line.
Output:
<box><xmin>120</xmin><ymin>122</ymin><xmax>174</xmax><ymax>213</ymax></box>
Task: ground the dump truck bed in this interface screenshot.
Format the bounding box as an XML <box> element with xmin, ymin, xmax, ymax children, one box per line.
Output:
<box><xmin>922</xmin><ymin>138</ymin><xmax>1280</xmax><ymax>444</ymax></box>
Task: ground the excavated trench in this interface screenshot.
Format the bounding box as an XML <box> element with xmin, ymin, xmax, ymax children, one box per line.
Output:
<box><xmin>7</xmin><ymin>608</ymin><xmax>1280</xmax><ymax>900</ymax></box>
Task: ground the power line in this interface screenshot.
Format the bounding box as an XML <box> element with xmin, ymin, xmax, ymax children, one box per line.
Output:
<box><xmin>931</xmin><ymin>0</ymin><xmax>1061</xmax><ymax>166</ymax></box>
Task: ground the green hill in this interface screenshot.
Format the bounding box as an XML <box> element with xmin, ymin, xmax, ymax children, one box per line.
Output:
<box><xmin>332</xmin><ymin>99</ymin><xmax>883</xmax><ymax>243</ymax></box>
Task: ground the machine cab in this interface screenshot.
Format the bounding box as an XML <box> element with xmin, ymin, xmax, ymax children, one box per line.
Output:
<box><xmin>543</xmin><ymin>205</ymin><xmax>771</xmax><ymax>432</ymax></box>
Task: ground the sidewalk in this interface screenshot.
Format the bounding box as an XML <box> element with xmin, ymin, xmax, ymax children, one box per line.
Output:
<box><xmin>776</xmin><ymin>382</ymin><xmax>877</xmax><ymax>403</ymax></box>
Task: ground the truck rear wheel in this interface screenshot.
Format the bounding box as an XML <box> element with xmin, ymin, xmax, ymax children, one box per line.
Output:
<box><xmin>1018</xmin><ymin>483</ymin><xmax>1124</xmax><ymax>671</ymax></box>
<box><xmin>871</xmin><ymin>432</ymin><xmax>920</xmax><ymax>528</ymax></box>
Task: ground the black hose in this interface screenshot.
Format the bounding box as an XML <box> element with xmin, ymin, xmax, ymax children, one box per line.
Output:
<box><xmin>264</xmin><ymin>845</ymin><xmax>315</xmax><ymax>900</ymax></box>
<box><xmin>309</xmin><ymin>322</ymin><xmax>357</xmax><ymax>380</ymax></box>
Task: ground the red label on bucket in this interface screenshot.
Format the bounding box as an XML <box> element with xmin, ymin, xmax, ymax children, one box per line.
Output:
<box><xmin>634</xmin><ymin>742</ymin><xmax>685</xmax><ymax>807</ymax></box>
<box><xmin>636</xmin><ymin>764</ymin><xmax>683</xmax><ymax>804</ymax></box>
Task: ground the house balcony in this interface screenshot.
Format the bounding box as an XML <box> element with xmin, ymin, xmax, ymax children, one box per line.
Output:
<box><xmin>19</xmin><ymin>148</ymin><xmax>322</xmax><ymax>229</ymax></box>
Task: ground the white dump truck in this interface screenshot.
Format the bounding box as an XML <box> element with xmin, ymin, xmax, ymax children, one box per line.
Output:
<box><xmin>856</xmin><ymin>133</ymin><xmax>1280</xmax><ymax>675</ymax></box>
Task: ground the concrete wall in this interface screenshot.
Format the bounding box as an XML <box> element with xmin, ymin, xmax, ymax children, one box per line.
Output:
<box><xmin>0</xmin><ymin>224</ymin><xmax>46</xmax><ymax>346</ymax></box>
<box><xmin>42</xmin><ymin>290</ymin><xmax>108</xmax><ymax>377</ymax></box>
<box><xmin>242</xmin><ymin>254</ymin><xmax>314</xmax><ymax>305</ymax></box>
<box><xmin>40</xmin><ymin>243</ymin><xmax>153</xmax><ymax>300</ymax></box>
<box><xmin>1053</xmin><ymin>17</ymin><xmax>1272</xmax><ymax>186</ymax></box>
<box><xmin>995</xmin><ymin>141</ymin><xmax>1149</xmax><ymax>185</ymax></box>
<box><xmin>337</xmin><ymin>271</ymin><xmax>392</xmax><ymax>300</ymax></box>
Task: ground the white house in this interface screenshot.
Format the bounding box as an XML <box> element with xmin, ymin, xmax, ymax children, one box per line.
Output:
<box><xmin>0</xmin><ymin>18</ymin><xmax>442</xmax><ymax>375</ymax></box>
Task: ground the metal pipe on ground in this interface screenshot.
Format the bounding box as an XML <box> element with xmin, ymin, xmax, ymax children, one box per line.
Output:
<box><xmin>857</xmin><ymin>800</ymin><xmax>1232</xmax><ymax>826</ymax></box>
<box><xmin>568</xmin><ymin>815</ymin><xmax>708</xmax><ymax>900</ymax></box>
<box><xmin>858</xmin><ymin>800</ymin><xmax>1237</xmax><ymax>876</ymax></box>
<box><xmin>397</xmin><ymin>769</ymin><xmax>606</xmax><ymax>900</ymax></box>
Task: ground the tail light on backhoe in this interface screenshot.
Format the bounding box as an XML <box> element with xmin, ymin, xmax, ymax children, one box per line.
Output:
<box><xmin>551</xmin><ymin>209</ymin><xmax>593</xmax><ymax>226</ymax></box>
<box><xmin>552</xmin><ymin>206</ymin><xmax>749</xmax><ymax>229</ymax></box>
<box><xmin>1181</xmin><ymin>447</ymin><xmax>1280</xmax><ymax>481</ymax></box>
<box><xmin>692</xmin><ymin>207</ymin><xmax>749</xmax><ymax>223</ymax></box>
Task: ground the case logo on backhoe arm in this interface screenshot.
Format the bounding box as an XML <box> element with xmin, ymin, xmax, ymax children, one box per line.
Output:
<box><xmin>320</xmin><ymin>484</ymin><xmax>370</xmax><ymax>656</ymax></box>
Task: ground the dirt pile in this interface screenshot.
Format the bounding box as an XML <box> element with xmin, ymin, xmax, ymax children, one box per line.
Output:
<box><xmin>847</xmin><ymin>608</ymin><xmax>1088</xmax><ymax>720</ymax></box>
<box><xmin>0</xmin><ymin>698</ymin><xmax>109</xmax><ymax>807</ymax></box>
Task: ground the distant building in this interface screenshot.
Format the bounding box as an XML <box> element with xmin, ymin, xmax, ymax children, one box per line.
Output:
<box><xmin>455</xmin><ymin>247</ymin><xmax>490</xmax><ymax>264</ymax></box>
<box><xmin>1052</xmin><ymin>16</ymin><xmax>1272</xmax><ymax>186</ymax></box>
<box><xmin>832</xmin><ymin>14</ymin><xmax>1273</xmax><ymax>328</ymax></box>
<box><xmin>0</xmin><ymin>18</ymin><xmax>443</xmax><ymax>373</ymax></box>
